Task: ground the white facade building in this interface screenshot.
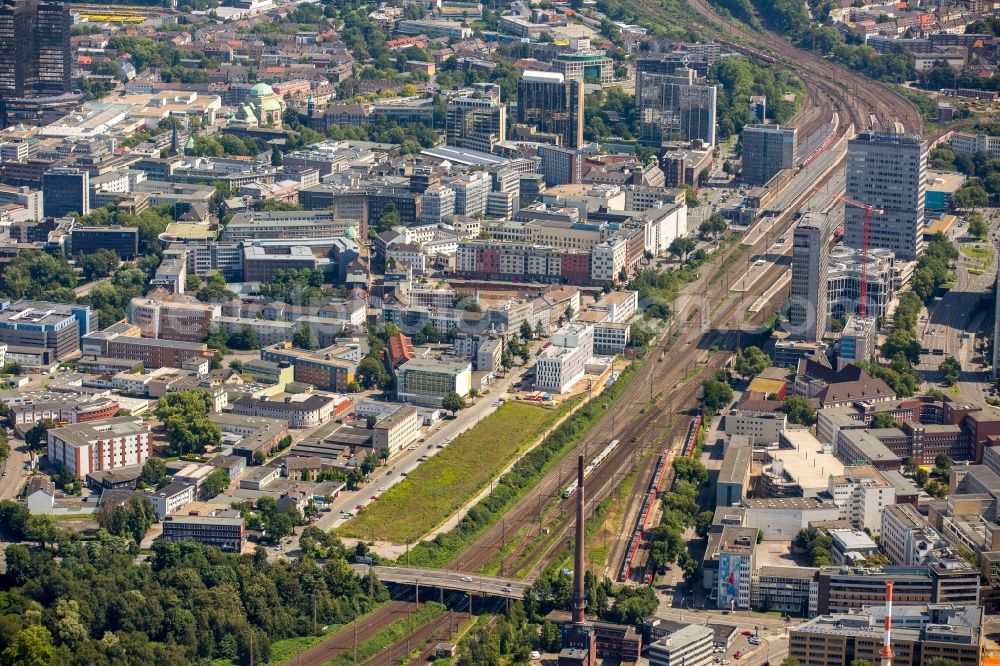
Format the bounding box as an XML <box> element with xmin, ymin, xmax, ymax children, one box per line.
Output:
<box><xmin>535</xmin><ymin>322</ymin><xmax>594</xmax><ymax>394</ymax></box>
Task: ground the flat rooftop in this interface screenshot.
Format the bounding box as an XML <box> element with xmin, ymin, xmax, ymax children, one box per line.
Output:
<box><xmin>773</xmin><ymin>430</ymin><xmax>844</xmax><ymax>489</ymax></box>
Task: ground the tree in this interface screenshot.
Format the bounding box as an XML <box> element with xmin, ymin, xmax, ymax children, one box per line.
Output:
<box><xmin>140</xmin><ymin>457</ymin><xmax>167</xmax><ymax>489</ymax></box>
<box><xmin>357</xmin><ymin>355</ymin><xmax>390</xmax><ymax>390</ymax></box>
<box><xmin>781</xmin><ymin>395</ymin><xmax>816</xmax><ymax>425</ymax></box>
<box><xmin>227</xmin><ymin>325</ymin><xmax>259</xmax><ymax>350</ymax></box>
<box><xmin>519</xmin><ymin>320</ymin><xmax>533</xmax><ymax>341</ymax></box>
<box><xmin>673</xmin><ymin>456</ymin><xmax>708</xmax><ymax>485</ymax></box>
<box><xmin>695</xmin><ymin>510</ymin><xmax>714</xmax><ymax>538</ymax></box>
<box><xmin>292</xmin><ymin>325</ymin><xmax>318</xmax><ymax>350</ymax></box>
<box><xmin>935</xmin><ymin>454</ymin><xmax>953</xmax><ymax>472</ymax></box>
<box><xmin>781</xmin><ymin>658</ymin><xmax>800</xmax><ymax>666</ymax></box>
<box><xmin>668</xmin><ymin>236</ymin><xmax>696</xmax><ymax>260</ymax></box>
<box><xmin>199</xmin><ymin>468</ymin><xmax>230</xmax><ymax>500</ymax></box>
<box><xmin>734</xmin><ymin>345</ymin><xmax>771</xmax><ymax>378</ymax></box>
<box><xmin>365</xmin><ymin>415</ymin><xmax>377</xmax><ymax>429</ymax></box>
<box><xmin>915</xmin><ymin>467</ymin><xmax>930</xmax><ymax>486</ymax></box>
<box><xmin>78</xmin><ymin>248</ymin><xmax>120</xmax><ymax>280</ymax></box>
<box><xmin>442</xmin><ymin>391</ymin><xmax>465</xmax><ymax>415</ymax></box>
<box><xmin>869</xmin><ymin>412</ymin><xmax>902</xmax><ymax>429</ymax></box>
<box><xmin>24</xmin><ymin>419</ymin><xmax>54</xmax><ymax>451</ymax></box>
<box><xmin>699</xmin><ymin>213</ymin><xmax>728</xmax><ymax>240</ymax></box>
<box><xmin>702</xmin><ymin>377</ymin><xmax>733</xmax><ymax>413</ymax></box>
<box><xmin>197</xmin><ymin>271</ymin><xmax>235</xmax><ymax>303</ymax></box>
<box><xmin>3</xmin><ymin>624</ymin><xmax>55</xmax><ymax>666</ymax></box>
<box><xmin>155</xmin><ymin>390</ymin><xmax>222</xmax><ymax>455</ymax></box>
<box><xmin>184</xmin><ymin>273</ymin><xmax>201</xmax><ymax>292</ymax></box>
<box><xmin>939</xmin><ymin>356</ymin><xmax>960</xmax><ymax>385</ymax></box>
<box><xmin>96</xmin><ymin>495</ymin><xmax>155</xmax><ymax>543</ymax></box>
<box><xmin>968</xmin><ymin>215</ymin><xmax>988</xmax><ymax>241</ymax></box>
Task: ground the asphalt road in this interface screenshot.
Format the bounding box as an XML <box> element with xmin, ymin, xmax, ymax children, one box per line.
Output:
<box><xmin>0</xmin><ymin>437</ymin><xmax>30</xmax><ymax>501</ymax></box>
<box><xmin>918</xmin><ymin>213</ymin><xmax>999</xmax><ymax>399</ymax></box>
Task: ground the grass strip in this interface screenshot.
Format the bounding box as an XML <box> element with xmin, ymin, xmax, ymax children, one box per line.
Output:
<box><xmin>339</xmin><ymin>401</ymin><xmax>573</xmax><ymax>543</ymax></box>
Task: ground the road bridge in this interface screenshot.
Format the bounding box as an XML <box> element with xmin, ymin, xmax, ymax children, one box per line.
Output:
<box><xmin>353</xmin><ymin>564</ymin><xmax>529</xmax><ymax>600</ymax></box>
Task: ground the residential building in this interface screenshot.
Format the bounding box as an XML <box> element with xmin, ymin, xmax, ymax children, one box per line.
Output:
<box><xmin>636</xmin><ymin>66</ymin><xmax>717</xmax><ymax>146</ymax></box>
<box><xmin>516</xmin><ymin>71</ymin><xmax>584</xmax><ymax>149</ymax></box>
<box><xmin>648</xmin><ymin>625</ymin><xmax>713</xmax><ymax>666</ymax></box>
<box><xmin>230</xmin><ymin>394</ymin><xmax>347</xmax><ymax>428</ymax></box>
<box><xmin>260</xmin><ymin>342</ymin><xmax>361</xmax><ymax>392</ymax></box>
<box><xmin>789</xmin><ymin>212</ymin><xmax>829</xmax><ymax>342</ymax></box>
<box><xmin>127</xmin><ymin>297</ymin><xmax>220</xmax><ymax>343</ymax></box>
<box><xmin>881</xmin><ymin>503</ymin><xmax>948</xmax><ymax>566</ymax></box>
<box><xmin>446</xmin><ymin>84</ymin><xmax>506</xmax><ymax>153</ymax></box>
<box><xmin>741</xmin><ymin>125</ymin><xmax>797</xmax><ymax>186</ymax></box>
<box><xmin>789</xmin><ymin>604</ymin><xmax>984</xmax><ymax>666</ymax></box>
<box><xmin>83</xmin><ymin>323</ymin><xmax>216</xmax><ymax>369</ymax></box>
<box><xmin>716</xmin><ymin>526</ymin><xmax>757</xmax><ymax>610</ymax></box>
<box><xmin>46</xmin><ymin>417</ymin><xmax>152</xmax><ymax>477</ymax></box>
<box><xmin>6</xmin><ymin>392</ymin><xmax>118</xmax><ymax>428</ymax></box>
<box><xmin>751</xmin><ymin>566</ymin><xmax>817</xmax><ymax>616</ymax></box>
<box><xmin>25</xmin><ymin>476</ymin><xmax>55</xmax><ymax>514</ymax></box>
<box><xmin>372</xmin><ymin>405</ymin><xmax>421</xmax><ymax>457</ymax></box>
<box><xmin>396</xmin><ymin>357</ymin><xmax>472</xmax><ymax>407</ymax></box>
<box><xmin>838</xmin><ymin>315</ymin><xmax>878</xmax><ymax>370</ymax></box>
<box><xmin>42</xmin><ymin>167</ymin><xmax>88</xmax><ymax>217</ymax></box>
<box><xmin>146</xmin><ymin>481</ymin><xmax>195</xmax><ymax>520</ymax></box>
<box><xmin>539</xmin><ymin>145</ymin><xmax>584</xmax><ymax>186</ymax></box>
<box><xmin>845</xmin><ymin>131</ymin><xmax>927</xmax><ymax>261</ymax></box>
<box><xmin>723</xmin><ymin>410</ymin><xmax>786</xmax><ymax>444</ymax></box>
<box><xmin>535</xmin><ymin>322</ymin><xmax>593</xmax><ymax>394</ymax></box>
<box><xmin>161</xmin><ymin>506</ymin><xmax>246</xmax><ymax>552</ymax></box>
<box><xmin>451</xmin><ymin>171</ymin><xmax>491</xmax><ymax>217</ymax></box>
<box><xmin>826</xmin><ymin>465</ymin><xmax>895</xmax><ymax>535</ymax></box>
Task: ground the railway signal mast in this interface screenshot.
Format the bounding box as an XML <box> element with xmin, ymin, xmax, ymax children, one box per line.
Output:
<box><xmin>816</xmin><ymin>189</ymin><xmax>884</xmax><ymax>317</ymax></box>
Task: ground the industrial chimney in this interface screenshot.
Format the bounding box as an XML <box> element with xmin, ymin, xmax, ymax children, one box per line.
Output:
<box><xmin>880</xmin><ymin>581</ymin><xmax>894</xmax><ymax>666</ymax></box>
<box><xmin>572</xmin><ymin>454</ymin><xmax>586</xmax><ymax>624</ymax></box>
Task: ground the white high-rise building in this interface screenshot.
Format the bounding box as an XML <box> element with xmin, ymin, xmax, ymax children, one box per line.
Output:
<box><xmin>451</xmin><ymin>172</ymin><xmax>491</xmax><ymax>217</ymax></box>
<box><xmin>845</xmin><ymin>131</ymin><xmax>927</xmax><ymax>261</ymax></box>
<box><xmin>789</xmin><ymin>212</ymin><xmax>830</xmax><ymax>342</ymax></box>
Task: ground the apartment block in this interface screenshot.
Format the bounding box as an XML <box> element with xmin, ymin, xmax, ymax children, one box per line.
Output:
<box><xmin>46</xmin><ymin>416</ymin><xmax>152</xmax><ymax>477</ymax></box>
<box><xmin>127</xmin><ymin>297</ymin><xmax>220</xmax><ymax>343</ymax></box>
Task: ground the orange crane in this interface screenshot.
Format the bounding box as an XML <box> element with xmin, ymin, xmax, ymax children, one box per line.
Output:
<box><xmin>815</xmin><ymin>189</ymin><xmax>885</xmax><ymax>317</ymax></box>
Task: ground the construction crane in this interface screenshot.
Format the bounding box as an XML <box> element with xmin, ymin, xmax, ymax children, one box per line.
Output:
<box><xmin>881</xmin><ymin>581</ymin><xmax>895</xmax><ymax>666</ymax></box>
<box><xmin>815</xmin><ymin>189</ymin><xmax>885</xmax><ymax>317</ymax></box>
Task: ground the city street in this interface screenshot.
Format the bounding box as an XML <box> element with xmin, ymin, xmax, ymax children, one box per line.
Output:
<box><xmin>918</xmin><ymin>212</ymin><xmax>999</xmax><ymax>399</ymax></box>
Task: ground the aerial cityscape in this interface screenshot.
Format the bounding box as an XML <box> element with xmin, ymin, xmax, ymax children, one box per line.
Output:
<box><xmin>0</xmin><ymin>0</ymin><xmax>1000</xmax><ymax>664</ymax></box>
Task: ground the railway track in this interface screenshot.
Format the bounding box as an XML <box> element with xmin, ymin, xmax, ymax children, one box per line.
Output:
<box><xmin>684</xmin><ymin>0</ymin><xmax>921</xmax><ymax>135</ymax></box>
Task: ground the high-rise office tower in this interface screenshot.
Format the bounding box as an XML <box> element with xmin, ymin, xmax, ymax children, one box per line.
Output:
<box><xmin>789</xmin><ymin>212</ymin><xmax>830</xmax><ymax>342</ymax></box>
<box><xmin>845</xmin><ymin>131</ymin><xmax>927</xmax><ymax>261</ymax></box>
<box><xmin>446</xmin><ymin>83</ymin><xmax>507</xmax><ymax>154</ymax></box>
<box><xmin>42</xmin><ymin>167</ymin><xmax>88</xmax><ymax>217</ymax></box>
<box><xmin>36</xmin><ymin>0</ymin><xmax>72</xmax><ymax>96</ymax></box>
<box><xmin>516</xmin><ymin>71</ymin><xmax>584</xmax><ymax>149</ymax></box>
<box><xmin>0</xmin><ymin>0</ymin><xmax>71</xmax><ymax>98</ymax></box>
<box><xmin>741</xmin><ymin>124</ymin><xmax>797</xmax><ymax>186</ymax></box>
<box><xmin>636</xmin><ymin>66</ymin><xmax>717</xmax><ymax>147</ymax></box>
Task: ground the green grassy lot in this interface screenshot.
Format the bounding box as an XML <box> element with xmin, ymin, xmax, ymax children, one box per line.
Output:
<box><xmin>960</xmin><ymin>245</ymin><xmax>993</xmax><ymax>261</ymax></box>
<box><xmin>338</xmin><ymin>401</ymin><xmax>572</xmax><ymax>543</ymax></box>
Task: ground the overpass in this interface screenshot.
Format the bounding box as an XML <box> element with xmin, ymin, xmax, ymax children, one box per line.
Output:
<box><xmin>353</xmin><ymin>564</ymin><xmax>528</xmax><ymax>600</ymax></box>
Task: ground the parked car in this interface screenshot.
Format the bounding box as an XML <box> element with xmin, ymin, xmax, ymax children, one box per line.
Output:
<box><xmin>530</xmin><ymin>651</ymin><xmax>541</xmax><ymax>661</ymax></box>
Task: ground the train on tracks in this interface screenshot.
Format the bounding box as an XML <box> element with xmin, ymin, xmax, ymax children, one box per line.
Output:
<box><xmin>563</xmin><ymin>439</ymin><xmax>619</xmax><ymax>498</ymax></box>
<box><xmin>619</xmin><ymin>452</ymin><xmax>669</xmax><ymax>582</ymax></box>
<box><xmin>715</xmin><ymin>38</ymin><xmax>778</xmax><ymax>64</ymax></box>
